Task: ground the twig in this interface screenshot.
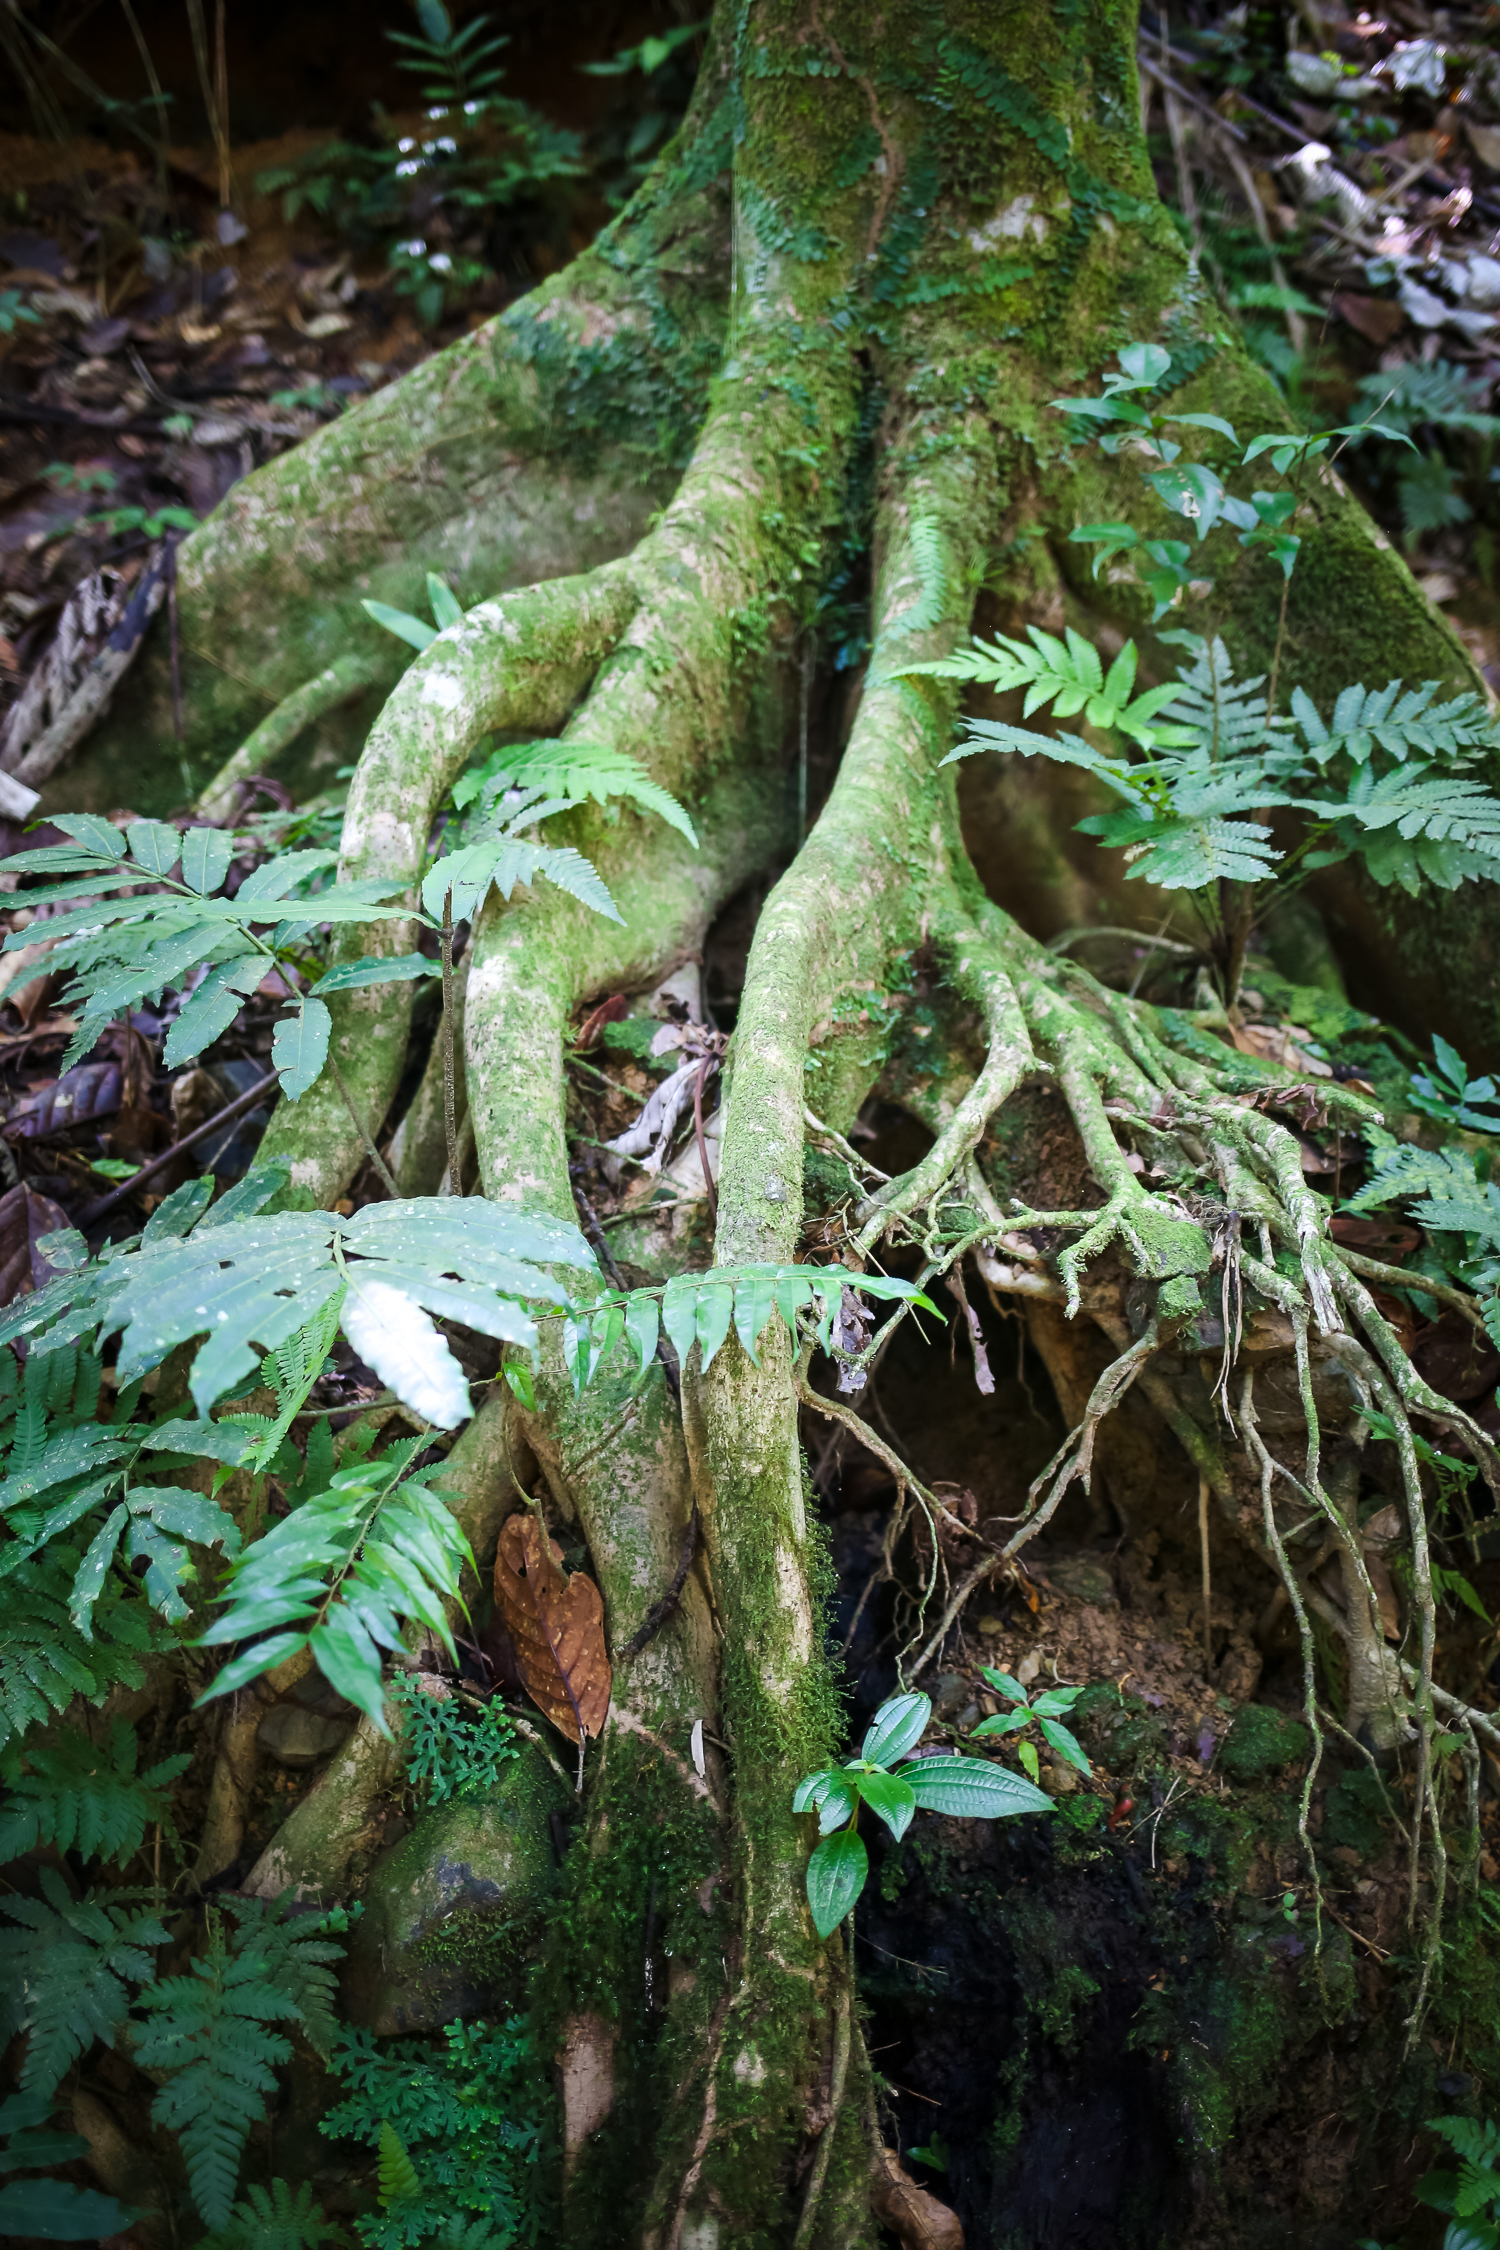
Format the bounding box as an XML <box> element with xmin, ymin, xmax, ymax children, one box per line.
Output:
<box><xmin>78</xmin><ymin>1070</ymin><xmax>278</xmax><ymax>1224</ymax></box>
<box><xmin>693</xmin><ymin>1056</ymin><xmax>718</xmax><ymax>1227</ymax></box>
<box><xmin>325</xmin><ymin>1049</ymin><xmax>400</xmax><ymax>1199</ymax></box>
<box><xmin>1198</xmin><ymin>1473</ymin><xmax>1213</xmax><ymax>1683</ymax></box>
<box><xmin>794</xmin><ymin>1977</ymin><xmax>852</xmax><ymax>2250</ymax></box>
<box><xmin>621</xmin><ymin>1505</ymin><xmax>700</xmax><ymax>1662</ymax></box>
<box><xmin>440</xmin><ymin>887</ymin><xmax>460</xmax><ymax>1194</ymax></box>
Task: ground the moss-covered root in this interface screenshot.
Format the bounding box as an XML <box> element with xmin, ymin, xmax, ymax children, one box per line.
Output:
<box><xmin>62</xmin><ymin>49</ymin><xmax>737</xmax><ymax>814</ymax></box>
<box><xmin>636</xmin><ymin>457</ymin><xmax>991</xmax><ymax>2243</ymax></box>
<box><xmin>255</xmin><ymin>567</ymin><xmax>638</xmax><ymax>1208</ymax></box>
<box><xmin>240</xmin><ymin>1395</ymin><xmax>518</xmax><ymax>1899</ymax></box>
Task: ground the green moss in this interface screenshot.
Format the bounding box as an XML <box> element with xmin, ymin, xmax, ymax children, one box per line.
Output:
<box><xmin>1322</xmin><ymin>1766</ymin><xmax>1393</xmax><ymax>1861</ymax></box>
<box><xmin>1218</xmin><ymin>1705</ymin><xmax>1312</xmax><ymax>1785</ymax></box>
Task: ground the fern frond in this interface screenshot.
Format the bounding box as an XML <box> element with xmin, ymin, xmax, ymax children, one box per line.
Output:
<box><xmin>138</xmin><ymin>1938</ymin><xmax>299</xmax><ymax>2228</ymax></box>
<box><xmin>0</xmin><ymin>1556</ymin><xmax>155</xmax><ymax>1751</ymax></box>
<box><xmin>0</xmin><ymin>1866</ymin><xmax>168</xmax><ymax>2098</ymax></box>
<box><xmin>226</xmin><ymin>1297</ymin><xmax>344</xmax><ymax>1474</ymax></box>
<box><xmin>1291</xmin><ymin>679</ymin><xmax>1496</xmax><ymax>767</ymax></box>
<box><xmin>0</xmin><ymin>1718</ymin><xmax>187</xmax><ymax>1867</ymax></box>
<box><xmin>421</xmin><ymin>831</ymin><xmax>623</xmax><ymax>926</ymax></box>
<box><xmin>904</xmin><ymin>628</ymin><xmax>1185</xmax><ymax>745</ymax></box>
<box><xmin>220</xmin><ymin>1896</ymin><xmax>349</xmax><ymax>2063</ymax></box>
<box><xmin>458</xmin><ymin>737</ymin><xmax>697</xmax><ymax>843</ymax></box>
<box><xmin>195</xmin><ymin>2177</ymin><xmax>351</xmax><ymax>2250</ymax></box>
<box><xmin>1343</xmin><ymin>1144</ymin><xmax>1500</xmax><ymax>1253</ymax></box>
<box><xmin>379</xmin><ymin>2120</ymin><xmax>423</xmax><ymax>2206</ymax></box>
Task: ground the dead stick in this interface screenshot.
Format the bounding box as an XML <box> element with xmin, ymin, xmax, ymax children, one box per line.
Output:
<box><xmin>79</xmin><ymin>1071</ymin><xmax>278</xmax><ymax>1224</ymax></box>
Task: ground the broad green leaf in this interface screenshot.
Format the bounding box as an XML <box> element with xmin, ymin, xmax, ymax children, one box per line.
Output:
<box><xmin>272</xmin><ymin>998</ymin><xmax>332</xmax><ymax>1101</ymax></box>
<box><xmin>426</xmin><ymin>572</ymin><xmax>463</xmax><ymax>629</ymax></box>
<box><xmin>52</xmin><ymin>814</ymin><xmax>126</xmax><ymax>859</ymax></box>
<box><xmin>1038</xmin><ymin>1716</ymin><xmax>1092</xmax><ymax>1777</ymax></box>
<box><xmin>661</xmin><ymin>1276</ymin><xmax>700</xmax><ymax>1371</ymax></box>
<box><xmin>816</xmin><ymin>1777</ymin><xmax>858</xmax><ymax>1833</ymax></box>
<box><xmin>309</xmin><ymin>953</ymin><xmax>442</xmax><ymax>995</ymax></box>
<box><xmin>0</xmin><ymin>2177</ymin><xmax>142</xmax><ymax>2237</ymax></box>
<box><xmin>805</xmin><ymin>1828</ymin><xmax>867</xmax><ymax>1937</ymax></box>
<box><xmin>970</xmin><ymin>1710</ymin><xmax>1031</xmax><ymax>1737</ymax></box>
<box><xmin>1166</xmin><ymin>411</ymin><xmax>1238</xmax><ymax>443</ymax></box>
<box><xmin>70</xmin><ymin>1505</ymin><xmax>127</xmax><ymax>1637</ymax></box>
<box><xmin>793</xmin><ymin>1768</ymin><xmax>843</xmax><ymax>1814</ymax></box>
<box><xmin>855</xmin><ymin>1766</ymin><xmax>916</xmax><ymax>1843</ymax></box>
<box><xmin>732</xmin><ymin>1270</ymin><xmax>777</xmax><ymax>1364</ymax></box>
<box><xmin>862</xmin><ymin>1690</ymin><xmax>931</xmax><ymax>1767</ymax></box>
<box><xmin>163</xmin><ymin>954</ymin><xmax>263</xmax><ymax>1067</ymax></box>
<box><xmin>126</xmin><ymin>819</ymin><xmax>181</xmax><ymax>877</ymax></box>
<box><xmin>179</xmin><ymin>826</ymin><xmax>234</xmax><ymax>896</ymax></box>
<box><xmin>625</xmin><ymin>1292</ymin><xmax>660</xmax><ymax>1379</ymax></box>
<box><xmin>361</xmin><ymin>598</ymin><xmax>436</xmax><ymax>650</ymax></box>
<box><xmin>1116</xmin><ymin>341</ymin><xmax>1171</xmax><ymax>389</ymax></box>
<box><xmin>980</xmin><ymin>1666</ymin><xmax>1028</xmax><ymax>1703</ymax></box>
<box><xmin>902</xmin><ymin>1755</ymin><xmax>1053</xmax><ymax>1818</ymax></box>
<box><xmin>695</xmin><ymin>1281</ymin><xmax>734</xmax><ymax>1371</ymax></box>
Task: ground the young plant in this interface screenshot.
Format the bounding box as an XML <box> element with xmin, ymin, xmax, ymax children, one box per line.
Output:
<box><xmin>391</xmin><ymin>1675</ymin><xmax>518</xmax><ymax>1803</ymax></box>
<box><xmin>969</xmin><ymin>1667</ymin><xmax>1092</xmax><ymax>1783</ymax></box>
<box><xmin>1410</xmin><ymin>2113</ymin><xmax>1500</xmax><ymax>2250</ymax></box>
<box><xmin>902</xmin><ymin>625</ymin><xmax>1500</xmax><ymax>1008</ymax></box>
<box><xmin>792</xmin><ymin>1689</ymin><xmax>1052</xmax><ymax>1938</ymax></box>
<box><xmin>1409</xmin><ymin>1035</ymin><xmax>1500</xmax><ymax>1136</ymax></box>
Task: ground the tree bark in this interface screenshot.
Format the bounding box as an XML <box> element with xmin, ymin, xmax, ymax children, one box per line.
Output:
<box><xmin>52</xmin><ymin>2</ymin><xmax>1500</xmax><ymax>2240</ymax></box>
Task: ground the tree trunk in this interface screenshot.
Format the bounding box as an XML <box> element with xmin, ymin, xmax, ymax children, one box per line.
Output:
<box><xmin>56</xmin><ymin>3</ymin><xmax>1500</xmax><ymax>2242</ymax></box>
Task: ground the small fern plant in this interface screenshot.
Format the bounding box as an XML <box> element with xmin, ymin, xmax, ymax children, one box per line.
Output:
<box><xmin>900</xmin><ymin>625</ymin><xmax>1500</xmax><ymax>1006</ymax></box>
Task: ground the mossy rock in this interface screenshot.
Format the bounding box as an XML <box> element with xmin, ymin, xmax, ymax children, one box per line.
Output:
<box><xmin>341</xmin><ymin>1744</ymin><xmax>570</xmax><ymax>2035</ymax></box>
<box><xmin>1218</xmin><ymin>1704</ymin><xmax>1311</xmax><ymax>1784</ymax></box>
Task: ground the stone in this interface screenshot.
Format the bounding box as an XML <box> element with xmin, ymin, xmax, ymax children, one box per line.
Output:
<box><xmin>1218</xmin><ymin>1703</ymin><xmax>1311</xmax><ymax>1785</ymax></box>
<box><xmin>257</xmin><ymin>1702</ymin><xmax>356</xmax><ymax>1768</ymax></box>
<box><xmin>340</xmin><ymin>1744</ymin><xmax>571</xmax><ymax>2034</ymax></box>
<box><xmin>930</xmin><ymin>1672</ymin><xmax>969</xmax><ymax>1718</ymax></box>
<box><xmin>1040</xmin><ymin>1553</ymin><xmax>1117</xmax><ymax>1606</ymax></box>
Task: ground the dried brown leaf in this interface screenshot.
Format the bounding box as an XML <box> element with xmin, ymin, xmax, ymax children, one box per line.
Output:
<box><xmin>494</xmin><ymin>1511</ymin><xmax>610</xmax><ymax>1741</ymax></box>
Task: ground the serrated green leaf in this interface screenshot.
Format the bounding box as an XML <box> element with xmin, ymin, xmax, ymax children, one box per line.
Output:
<box><xmin>308</xmin><ymin>953</ymin><xmax>442</xmax><ymax>996</ymax></box>
<box><xmin>126</xmin><ymin>819</ymin><xmax>181</xmax><ymax>877</ymax></box>
<box><xmin>180</xmin><ymin>826</ymin><xmax>233</xmax><ymax>896</ymax></box>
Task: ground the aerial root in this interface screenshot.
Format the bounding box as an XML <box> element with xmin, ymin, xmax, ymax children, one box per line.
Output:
<box><xmin>194</xmin><ymin>651</ymin><xmax>384</xmax><ymax>821</ymax></box>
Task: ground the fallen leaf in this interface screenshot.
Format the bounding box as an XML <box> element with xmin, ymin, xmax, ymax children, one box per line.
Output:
<box><xmin>1330</xmin><ymin>291</ymin><xmax>1405</xmax><ymax>346</ymax></box>
<box><xmin>0</xmin><ymin>1181</ymin><xmax>74</xmax><ymax>1308</ymax></box>
<box><xmin>1230</xmin><ymin>1022</ymin><xmax>1332</xmax><ymax>1078</ymax></box>
<box><xmin>871</xmin><ymin>2147</ymin><xmax>964</xmax><ymax>2250</ymax></box>
<box><xmin>7</xmin><ymin>1059</ymin><xmax>122</xmax><ymax>1139</ymax></box>
<box><xmin>1467</xmin><ymin>117</ymin><xmax>1500</xmax><ymax>170</ymax></box>
<box><xmin>573</xmin><ymin>993</ymin><xmax>628</xmax><ymax>1051</ymax></box>
<box><xmin>494</xmin><ymin>1511</ymin><xmax>611</xmax><ymax>1741</ymax></box>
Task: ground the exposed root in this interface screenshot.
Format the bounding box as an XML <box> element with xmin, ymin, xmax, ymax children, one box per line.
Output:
<box><xmin>194</xmin><ymin>652</ymin><xmax>383</xmax><ymax>821</ymax></box>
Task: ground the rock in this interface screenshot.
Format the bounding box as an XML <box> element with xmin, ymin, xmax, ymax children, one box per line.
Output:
<box><xmin>257</xmin><ymin>1666</ymin><xmax>359</xmax><ymax>1768</ymax></box>
<box><xmin>257</xmin><ymin>1703</ymin><xmax>356</xmax><ymax>1768</ymax></box>
<box><xmin>1039</xmin><ymin>1552</ymin><xmax>1117</xmax><ymax>1606</ymax></box>
<box><xmin>340</xmin><ymin>1744</ymin><xmax>570</xmax><ymax>2034</ymax></box>
<box><xmin>930</xmin><ymin>1672</ymin><xmax>969</xmax><ymax>1719</ymax></box>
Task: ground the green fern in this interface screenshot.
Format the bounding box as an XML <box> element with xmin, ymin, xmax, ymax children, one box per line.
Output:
<box><xmin>563</xmin><ymin>1264</ymin><xmax>936</xmax><ymax>1397</ymax></box>
<box><xmin>379</xmin><ymin>2122</ymin><xmax>423</xmax><ymax>2206</ymax></box>
<box><xmin>0</xmin><ymin>1717</ymin><xmax>188</xmax><ymax>1866</ymax></box>
<box><xmin>0</xmin><ymin>1867</ymin><xmax>169</xmax><ymax>2098</ymax></box>
<box><xmin>899</xmin><ymin>624</ymin><xmax>1186</xmax><ymax>746</ymax></box>
<box><xmin>218</xmin><ymin>1894</ymin><xmax>352</xmax><ymax>2063</ymax></box>
<box><xmin>391</xmin><ymin>1674</ymin><xmax>518</xmax><ymax>1803</ymax></box>
<box><xmin>0</xmin><ymin>1553</ymin><xmax>158</xmax><ymax>1751</ymax></box>
<box><xmin>454</xmin><ymin>737</ymin><xmax>697</xmax><ymax>844</ymax></box>
<box><xmin>221</xmin><ymin>1295</ymin><xmax>345</xmax><ymax>1475</ymax></box>
<box><xmin>136</xmin><ymin>1909</ymin><xmax>302</xmax><ymax>2229</ymax></box>
<box><xmin>197</xmin><ymin>1437</ymin><xmax>475</xmax><ymax>1729</ymax></box>
<box><xmin>421</xmin><ymin>782</ymin><xmax>624</xmax><ymax>926</ymax></box>
<box><xmin>194</xmin><ymin>2177</ymin><xmax>351</xmax><ymax>2250</ymax></box>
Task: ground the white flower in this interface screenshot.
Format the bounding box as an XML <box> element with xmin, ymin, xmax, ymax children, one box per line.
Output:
<box><xmin>428</xmin><ymin>252</ymin><xmax>452</xmax><ymax>273</ymax></box>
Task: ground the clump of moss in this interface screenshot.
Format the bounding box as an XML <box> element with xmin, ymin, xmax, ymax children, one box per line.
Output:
<box><xmin>1218</xmin><ymin>1705</ymin><xmax>1311</xmax><ymax>1784</ymax></box>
